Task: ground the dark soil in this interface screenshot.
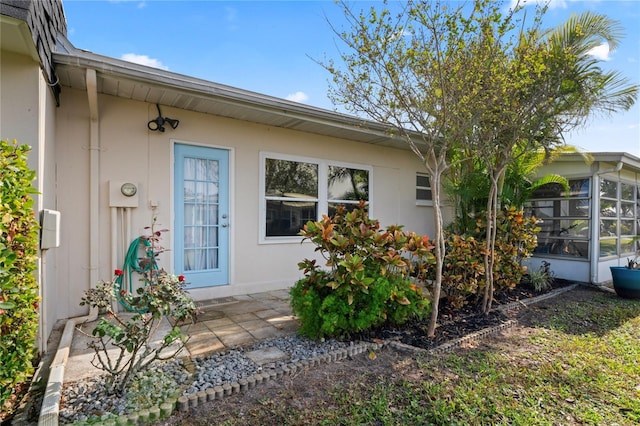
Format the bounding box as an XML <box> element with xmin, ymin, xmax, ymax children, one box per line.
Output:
<box><xmin>354</xmin><ymin>278</ymin><xmax>575</xmax><ymax>351</ymax></box>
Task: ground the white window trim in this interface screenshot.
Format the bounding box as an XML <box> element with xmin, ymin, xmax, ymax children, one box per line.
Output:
<box><xmin>259</xmin><ymin>151</ymin><xmax>373</xmax><ymax>244</ymax></box>
<box><xmin>416</xmin><ymin>172</ymin><xmax>433</xmax><ymax>206</ymax></box>
<box><xmin>599</xmin><ymin>178</ymin><xmax>639</xmax><ymax>258</ymax></box>
<box><xmin>526</xmin><ymin>176</ymin><xmax>591</xmax><ymax>260</ymax></box>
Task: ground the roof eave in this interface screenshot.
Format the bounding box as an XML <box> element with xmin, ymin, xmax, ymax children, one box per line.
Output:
<box><xmin>52</xmin><ymin>40</ymin><xmax>417</xmax><ymax>150</ymax></box>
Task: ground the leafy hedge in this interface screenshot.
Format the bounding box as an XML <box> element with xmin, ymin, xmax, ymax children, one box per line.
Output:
<box><xmin>290</xmin><ymin>204</ymin><xmax>433</xmax><ymax>339</ymax></box>
<box><xmin>0</xmin><ymin>140</ymin><xmax>40</xmax><ymax>408</ymax></box>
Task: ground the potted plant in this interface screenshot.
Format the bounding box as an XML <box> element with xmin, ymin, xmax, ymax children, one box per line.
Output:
<box><xmin>610</xmin><ymin>255</ymin><xmax>640</xmax><ymax>299</ymax></box>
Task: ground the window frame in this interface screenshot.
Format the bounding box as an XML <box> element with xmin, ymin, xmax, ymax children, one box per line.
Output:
<box><xmin>416</xmin><ymin>172</ymin><xmax>433</xmax><ymax>206</ymax></box>
<box><xmin>259</xmin><ymin>152</ymin><xmax>372</xmax><ymax>244</ymax></box>
<box><xmin>599</xmin><ymin>178</ymin><xmax>639</xmax><ymax>259</ymax></box>
<box><xmin>524</xmin><ymin>177</ymin><xmax>591</xmax><ymax>260</ymax></box>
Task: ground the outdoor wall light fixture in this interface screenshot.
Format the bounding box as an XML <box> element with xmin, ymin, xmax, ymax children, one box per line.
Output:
<box><xmin>147</xmin><ymin>104</ymin><xmax>180</xmax><ymax>132</ymax></box>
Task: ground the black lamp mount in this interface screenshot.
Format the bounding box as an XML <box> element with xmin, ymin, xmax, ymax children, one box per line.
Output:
<box><xmin>147</xmin><ymin>104</ymin><xmax>179</xmax><ymax>132</ymax></box>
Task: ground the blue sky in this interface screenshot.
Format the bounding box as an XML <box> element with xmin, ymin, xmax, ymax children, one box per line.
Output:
<box><xmin>62</xmin><ymin>0</ymin><xmax>639</xmax><ymax>155</ymax></box>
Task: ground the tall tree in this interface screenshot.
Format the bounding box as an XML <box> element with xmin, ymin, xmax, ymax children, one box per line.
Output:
<box><xmin>463</xmin><ymin>8</ymin><xmax>638</xmax><ymax>312</ymax></box>
<box><xmin>324</xmin><ymin>0</ymin><xmax>638</xmax><ymax>327</ymax></box>
<box><xmin>324</xmin><ymin>0</ymin><xmax>510</xmax><ymax>336</ymax></box>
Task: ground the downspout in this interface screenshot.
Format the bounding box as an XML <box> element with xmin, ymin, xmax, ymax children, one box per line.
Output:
<box><xmin>39</xmin><ymin>69</ymin><xmax>101</xmax><ymax>425</ymax></box>
<box><xmin>88</xmin><ymin>67</ymin><xmax>101</xmax><ymax>298</ymax></box>
<box><xmin>590</xmin><ymin>161</ymin><xmax>624</xmax><ymax>284</ymax></box>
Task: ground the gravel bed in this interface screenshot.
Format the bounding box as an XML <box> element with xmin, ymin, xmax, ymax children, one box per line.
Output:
<box><xmin>59</xmin><ymin>335</ymin><xmax>350</xmax><ymax>424</ymax></box>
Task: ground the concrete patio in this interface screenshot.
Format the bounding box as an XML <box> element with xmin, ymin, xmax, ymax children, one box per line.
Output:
<box><xmin>64</xmin><ymin>289</ymin><xmax>297</xmax><ymax>383</ymax></box>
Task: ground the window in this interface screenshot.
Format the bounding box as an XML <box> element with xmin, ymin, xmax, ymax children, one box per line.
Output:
<box><xmin>524</xmin><ymin>178</ymin><xmax>591</xmax><ymax>259</ymax></box>
<box><xmin>328</xmin><ymin>165</ymin><xmax>370</xmax><ymax>216</ymax></box>
<box><xmin>599</xmin><ymin>179</ymin><xmax>639</xmax><ymax>258</ymax></box>
<box><xmin>261</xmin><ymin>153</ymin><xmax>370</xmax><ymax>241</ymax></box>
<box><xmin>416</xmin><ymin>173</ymin><xmax>432</xmax><ymax>206</ymax></box>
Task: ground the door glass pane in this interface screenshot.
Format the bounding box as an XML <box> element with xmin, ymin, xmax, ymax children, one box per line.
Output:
<box><xmin>209</xmin><ymin>227</ymin><xmax>218</xmax><ymax>247</ymax></box>
<box><xmin>207</xmin><ymin>182</ymin><xmax>219</xmax><ymax>203</ymax></box>
<box><xmin>195</xmin><ymin>182</ymin><xmax>206</xmax><ymax>202</ymax></box>
<box><xmin>207</xmin><ymin>249</ymin><xmax>219</xmax><ymax>269</ymax></box>
<box><xmin>208</xmin><ymin>205</ymin><xmax>219</xmax><ymax>225</ymax></box>
<box><xmin>184</xmin><ymin>204</ymin><xmax>194</xmax><ymax>226</ymax></box>
<box><xmin>183</xmin><ymin>156</ymin><xmax>220</xmax><ymax>271</ymax></box>
<box><xmin>183</xmin><ymin>158</ymin><xmax>195</xmax><ymax>180</ymax></box>
<box><xmin>195</xmin><ymin>159</ymin><xmax>208</xmax><ymax>180</ymax></box>
<box><xmin>183</xmin><ymin>181</ymin><xmax>195</xmax><ymax>202</ymax></box>
<box><xmin>184</xmin><ymin>227</ymin><xmax>193</xmax><ymax>246</ymax></box>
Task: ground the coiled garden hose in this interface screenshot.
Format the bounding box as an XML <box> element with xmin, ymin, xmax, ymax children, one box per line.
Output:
<box><xmin>114</xmin><ymin>237</ymin><xmax>157</xmax><ymax>312</ymax></box>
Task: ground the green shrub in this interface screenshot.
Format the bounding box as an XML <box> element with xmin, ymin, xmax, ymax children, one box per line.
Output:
<box><xmin>478</xmin><ymin>207</ymin><xmax>540</xmax><ymax>295</ymax></box>
<box><xmin>429</xmin><ymin>207</ymin><xmax>539</xmax><ymax>309</ymax></box>
<box><xmin>0</xmin><ymin>140</ymin><xmax>40</xmax><ymax>408</ymax></box>
<box><xmin>290</xmin><ymin>203</ymin><xmax>433</xmax><ymax>339</ymax></box>
<box><xmin>125</xmin><ymin>370</ymin><xmax>178</xmax><ymax>412</ymax></box>
<box><xmin>438</xmin><ymin>234</ymin><xmax>485</xmax><ymax>309</ymax></box>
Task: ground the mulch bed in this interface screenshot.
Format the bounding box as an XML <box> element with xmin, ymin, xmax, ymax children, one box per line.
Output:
<box><xmin>355</xmin><ymin>278</ymin><xmax>577</xmax><ymax>351</ymax></box>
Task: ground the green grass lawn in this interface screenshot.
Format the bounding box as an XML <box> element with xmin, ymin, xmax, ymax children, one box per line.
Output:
<box><xmin>177</xmin><ymin>290</ymin><xmax>640</xmax><ymax>426</ymax></box>
<box><xmin>341</xmin><ymin>293</ymin><xmax>640</xmax><ymax>425</ymax></box>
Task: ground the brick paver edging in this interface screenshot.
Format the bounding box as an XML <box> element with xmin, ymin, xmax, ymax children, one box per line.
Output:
<box><xmin>175</xmin><ymin>341</ymin><xmax>385</xmax><ymax>412</ymax></box>
<box><xmin>495</xmin><ymin>283</ymin><xmax>579</xmax><ymax>313</ymax></box>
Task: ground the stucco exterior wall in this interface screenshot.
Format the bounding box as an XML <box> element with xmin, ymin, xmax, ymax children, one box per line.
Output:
<box><xmin>1</xmin><ymin>49</ymin><xmax>59</xmax><ymax>349</ymax></box>
<box><xmin>55</xmin><ymin>89</ymin><xmax>438</xmax><ymax>317</ymax></box>
<box><xmin>1</xmin><ymin>50</ymin><xmax>39</xmax><ymax>142</ymax></box>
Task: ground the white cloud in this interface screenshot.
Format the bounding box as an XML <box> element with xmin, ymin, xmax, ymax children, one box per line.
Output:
<box><xmin>120</xmin><ymin>53</ymin><xmax>169</xmax><ymax>70</ymax></box>
<box><xmin>286</xmin><ymin>91</ymin><xmax>309</xmax><ymax>103</ymax></box>
<box><xmin>587</xmin><ymin>43</ymin><xmax>611</xmax><ymax>61</ymax></box>
<box><xmin>509</xmin><ymin>0</ymin><xmax>568</xmax><ymax>10</ymax></box>
<box><xmin>108</xmin><ymin>0</ymin><xmax>146</xmax><ymax>8</ymax></box>
<box><xmin>225</xmin><ymin>7</ymin><xmax>238</xmax><ymax>22</ymax></box>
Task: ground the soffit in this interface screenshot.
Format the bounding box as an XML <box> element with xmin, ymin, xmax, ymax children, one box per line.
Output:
<box><xmin>53</xmin><ymin>43</ymin><xmax>415</xmax><ymax>150</ymax></box>
<box><xmin>0</xmin><ymin>15</ymin><xmax>39</xmax><ymax>60</ymax></box>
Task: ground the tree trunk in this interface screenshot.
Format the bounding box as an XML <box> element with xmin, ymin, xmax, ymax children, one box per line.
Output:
<box><xmin>426</xmin><ymin>166</ymin><xmax>445</xmax><ymax>337</ymax></box>
<box><xmin>482</xmin><ymin>176</ymin><xmax>499</xmax><ymax>314</ymax></box>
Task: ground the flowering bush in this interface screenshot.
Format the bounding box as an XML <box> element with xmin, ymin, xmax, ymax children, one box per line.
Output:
<box><xmin>80</xmin><ymin>222</ymin><xmax>197</xmax><ymax>395</ymax></box>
